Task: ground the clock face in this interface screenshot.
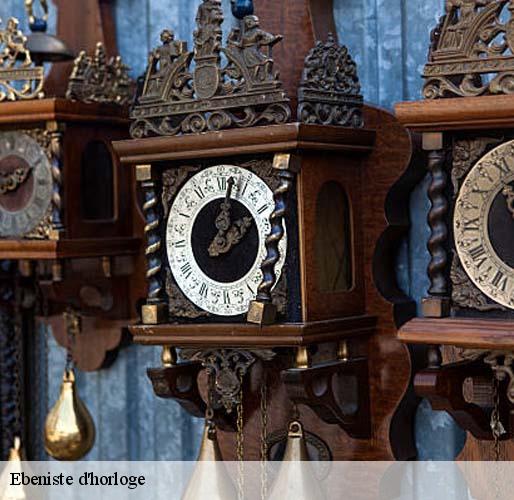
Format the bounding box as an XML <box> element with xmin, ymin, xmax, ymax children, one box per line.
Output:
<box><xmin>454</xmin><ymin>139</ymin><xmax>514</xmax><ymax>310</ymax></box>
<box><xmin>0</xmin><ymin>132</ymin><xmax>52</xmax><ymax>238</ymax></box>
<box><xmin>166</xmin><ymin>164</ymin><xmax>287</xmax><ymax>316</ymax></box>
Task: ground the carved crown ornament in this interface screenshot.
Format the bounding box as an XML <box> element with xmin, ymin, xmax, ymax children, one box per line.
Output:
<box><xmin>66</xmin><ymin>42</ymin><xmax>132</xmax><ymax>106</ymax></box>
<box><xmin>424</xmin><ymin>0</ymin><xmax>514</xmax><ymax>98</ymax></box>
<box><xmin>298</xmin><ymin>33</ymin><xmax>363</xmax><ymax>127</ymax></box>
<box><xmin>130</xmin><ymin>0</ymin><xmax>290</xmax><ymax>138</ymax></box>
<box><xmin>0</xmin><ymin>17</ymin><xmax>44</xmax><ymax>102</ymax></box>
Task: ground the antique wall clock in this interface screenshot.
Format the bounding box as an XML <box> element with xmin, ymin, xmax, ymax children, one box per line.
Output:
<box><xmin>0</xmin><ymin>0</ymin><xmax>139</xmax><ymax>461</ymax></box>
<box><xmin>115</xmin><ymin>0</ymin><xmax>418</xmax><ymax>469</ymax></box>
<box><xmin>396</xmin><ymin>0</ymin><xmax>514</xmax><ymax>461</ymax></box>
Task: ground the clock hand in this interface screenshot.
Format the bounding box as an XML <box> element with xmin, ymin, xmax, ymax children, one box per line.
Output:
<box><xmin>208</xmin><ymin>177</ymin><xmax>253</xmax><ymax>257</ymax></box>
<box><xmin>0</xmin><ymin>166</ymin><xmax>32</xmax><ymax>195</ymax></box>
<box><xmin>208</xmin><ymin>177</ymin><xmax>236</xmax><ymax>257</ymax></box>
<box><xmin>503</xmin><ymin>185</ymin><xmax>514</xmax><ymax>219</ymax></box>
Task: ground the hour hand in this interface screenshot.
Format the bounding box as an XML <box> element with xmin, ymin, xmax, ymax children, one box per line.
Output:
<box><xmin>0</xmin><ymin>166</ymin><xmax>32</xmax><ymax>195</ymax></box>
<box><xmin>208</xmin><ymin>177</ymin><xmax>252</xmax><ymax>257</ymax></box>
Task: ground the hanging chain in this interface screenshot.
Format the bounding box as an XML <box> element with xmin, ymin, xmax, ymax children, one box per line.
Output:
<box><xmin>236</xmin><ymin>371</ymin><xmax>244</xmax><ymax>500</ymax></box>
<box><xmin>260</xmin><ymin>367</ymin><xmax>268</xmax><ymax>500</ymax></box>
<box><xmin>63</xmin><ymin>309</ymin><xmax>80</xmax><ymax>371</ymax></box>
<box><xmin>12</xmin><ymin>279</ymin><xmax>24</xmax><ymax>448</ymax></box>
<box><xmin>490</xmin><ymin>376</ymin><xmax>505</xmax><ymax>461</ymax></box>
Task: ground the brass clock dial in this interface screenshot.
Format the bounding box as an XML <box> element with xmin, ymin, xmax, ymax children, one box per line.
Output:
<box><xmin>166</xmin><ymin>164</ymin><xmax>286</xmax><ymax>317</ymax></box>
<box><xmin>0</xmin><ymin>132</ymin><xmax>52</xmax><ymax>238</ymax></box>
<box><xmin>454</xmin><ymin>139</ymin><xmax>514</xmax><ymax>310</ymax></box>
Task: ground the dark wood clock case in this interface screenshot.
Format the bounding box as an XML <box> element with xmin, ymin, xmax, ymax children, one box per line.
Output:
<box><xmin>114</xmin><ymin>0</ymin><xmax>422</xmax><ymax>461</ymax></box>
<box><xmin>396</xmin><ymin>0</ymin><xmax>514</xmax><ymax>462</ymax></box>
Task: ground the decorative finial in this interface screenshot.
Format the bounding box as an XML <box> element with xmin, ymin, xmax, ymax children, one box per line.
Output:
<box><xmin>131</xmin><ymin>0</ymin><xmax>290</xmax><ymax>138</ymax></box>
<box><xmin>297</xmin><ymin>34</ymin><xmax>363</xmax><ymax>127</ymax></box>
<box><xmin>424</xmin><ymin>0</ymin><xmax>514</xmax><ymax>98</ymax></box>
<box><xmin>0</xmin><ymin>17</ymin><xmax>44</xmax><ymax>101</ymax></box>
<box><xmin>25</xmin><ymin>0</ymin><xmax>49</xmax><ymax>32</ymax></box>
<box><xmin>231</xmin><ymin>0</ymin><xmax>254</xmax><ymax>20</ymax></box>
<box><xmin>66</xmin><ymin>42</ymin><xmax>132</xmax><ymax>106</ymax></box>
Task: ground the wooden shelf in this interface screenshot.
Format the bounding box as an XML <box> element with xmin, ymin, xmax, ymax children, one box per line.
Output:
<box><xmin>395</xmin><ymin>95</ymin><xmax>514</xmax><ymax>132</ymax></box>
<box><xmin>0</xmin><ymin>237</ymin><xmax>141</xmax><ymax>260</ymax></box>
<box><xmin>130</xmin><ymin>315</ymin><xmax>377</xmax><ymax>348</ymax></box>
<box><xmin>0</xmin><ymin>98</ymin><xmax>129</xmax><ymax>127</ymax></box>
<box><xmin>398</xmin><ymin>317</ymin><xmax>514</xmax><ymax>350</ymax></box>
<box><xmin>113</xmin><ymin>123</ymin><xmax>376</xmax><ymax>165</ymax></box>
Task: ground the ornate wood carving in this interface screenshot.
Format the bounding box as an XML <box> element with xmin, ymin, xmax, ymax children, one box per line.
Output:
<box><xmin>131</xmin><ymin>1</ymin><xmax>290</xmax><ymax>138</ymax></box>
<box><xmin>181</xmin><ymin>348</ymin><xmax>275</xmax><ymax>413</ymax></box>
<box><xmin>282</xmin><ymin>357</ymin><xmax>371</xmax><ymax>439</ymax></box>
<box><xmin>298</xmin><ymin>34</ymin><xmax>363</xmax><ymax>127</ymax></box>
<box><xmin>66</xmin><ymin>43</ymin><xmax>132</xmax><ymax>106</ymax></box>
<box><xmin>0</xmin><ymin>18</ymin><xmax>44</xmax><ymax>102</ymax></box>
<box><xmin>45</xmin><ymin>0</ymin><xmax>118</xmax><ymax>97</ymax></box>
<box><xmin>423</xmin><ymin>0</ymin><xmax>514</xmax><ymax>98</ymax></box>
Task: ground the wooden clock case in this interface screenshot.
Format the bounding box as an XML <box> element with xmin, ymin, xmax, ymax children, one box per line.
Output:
<box><xmin>395</xmin><ymin>0</ymin><xmax>514</xmax><ymax>461</ymax></box>
<box><xmin>114</xmin><ymin>0</ymin><xmax>422</xmax><ymax>461</ymax></box>
<box><xmin>0</xmin><ymin>0</ymin><xmax>141</xmax><ymax>373</ymax></box>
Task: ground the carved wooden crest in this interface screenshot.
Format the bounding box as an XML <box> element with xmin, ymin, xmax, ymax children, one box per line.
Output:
<box><xmin>424</xmin><ymin>0</ymin><xmax>514</xmax><ymax>98</ymax></box>
<box><xmin>66</xmin><ymin>42</ymin><xmax>132</xmax><ymax>106</ymax></box>
<box><xmin>0</xmin><ymin>17</ymin><xmax>44</xmax><ymax>102</ymax></box>
<box><xmin>130</xmin><ymin>0</ymin><xmax>290</xmax><ymax>138</ymax></box>
<box><xmin>298</xmin><ymin>33</ymin><xmax>363</xmax><ymax>127</ymax></box>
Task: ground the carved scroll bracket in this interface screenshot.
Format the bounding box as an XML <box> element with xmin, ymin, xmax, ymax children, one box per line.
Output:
<box><xmin>247</xmin><ymin>153</ymin><xmax>300</xmax><ymax>325</ymax></box>
<box><xmin>136</xmin><ymin>164</ymin><xmax>168</xmax><ymax>325</ymax></box>
<box><xmin>181</xmin><ymin>348</ymin><xmax>275</xmax><ymax>413</ymax></box>
<box><xmin>281</xmin><ymin>351</ymin><xmax>371</xmax><ymax>439</ymax></box>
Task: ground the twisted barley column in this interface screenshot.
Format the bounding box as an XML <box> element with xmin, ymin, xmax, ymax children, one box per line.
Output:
<box><xmin>255</xmin><ymin>170</ymin><xmax>293</xmax><ymax>304</ymax></box>
<box><xmin>49</xmin><ymin>126</ymin><xmax>64</xmax><ymax>233</ymax></box>
<box><xmin>142</xmin><ymin>180</ymin><xmax>164</xmax><ymax>303</ymax></box>
<box><xmin>426</xmin><ymin>149</ymin><xmax>448</xmax><ymax>296</ymax></box>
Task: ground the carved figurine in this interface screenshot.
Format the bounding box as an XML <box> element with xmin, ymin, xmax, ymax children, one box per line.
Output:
<box><xmin>238</xmin><ymin>15</ymin><xmax>282</xmax><ymax>81</ymax></box>
<box><xmin>0</xmin><ymin>18</ymin><xmax>32</xmax><ymax>68</ymax></box>
<box><xmin>194</xmin><ymin>0</ymin><xmax>224</xmax><ymax>58</ymax></box>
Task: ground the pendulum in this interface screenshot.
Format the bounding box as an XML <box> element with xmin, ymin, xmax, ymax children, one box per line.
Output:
<box><xmin>268</xmin><ymin>420</ymin><xmax>326</xmax><ymax>500</ymax></box>
<box><xmin>182</xmin><ymin>410</ymin><xmax>237</xmax><ymax>500</ymax></box>
<box><xmin>43</xmin><ymin>311</ymin><xmax>95</xmax><ymax>461</ymax></box>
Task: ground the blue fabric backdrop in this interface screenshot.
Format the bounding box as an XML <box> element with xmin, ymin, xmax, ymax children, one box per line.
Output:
<box><xmin>0</xmin><ymin>0</ymin><xmax>465</xmax><ymax>460</ymax></box>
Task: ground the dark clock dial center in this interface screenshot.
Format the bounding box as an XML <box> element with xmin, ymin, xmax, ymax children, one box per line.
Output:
<box><xmin>191</xmin><ymin>198</ymin><xmax>259</xmax><ymax>283</ymax></box>
<box><xmin>0</xmin><ymin>155</ymin><xmax>34</xmax><ymax>212</ymax></box>
<box><xmin>488</xmin><ymin>185</ymin><xmax>514</xmax><ymax>269</ymax></box>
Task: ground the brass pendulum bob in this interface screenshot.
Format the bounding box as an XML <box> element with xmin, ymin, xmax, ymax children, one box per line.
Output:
<box><xmin>268</xmin><ymin>421</ymin><xmax>326</xmax><ymax>500</ymax></box>
<box><xmin>182</xmin><ymin>420</ymin><xmax>237</xmax><ymax>500</ymax></box>
<box><xmin>0</xmin><ymin>438</ymin><xmax>26</xmax><ymax>500</ymax></box>
<box><xmin>44</xmin><ymin>368</ymin><xmax>96</xmax><ymax>461</ymax></box>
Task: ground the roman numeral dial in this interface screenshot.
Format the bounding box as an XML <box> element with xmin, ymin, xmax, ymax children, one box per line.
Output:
<box><xmin>454</xmin><ymin>139</ymin><xmax>514</xmax><ymax>310</ymax></box>
<box><xmin>166</xmin><ymin>164</ymin><xmax>287</xmax><ymax>317</ymax></box>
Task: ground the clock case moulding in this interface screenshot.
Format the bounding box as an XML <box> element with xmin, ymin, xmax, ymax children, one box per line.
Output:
<box><xmin>0</xmin><ymin>0</ymin><xmax>142</xmax><ymax>374</ymax></box>
<box><xmin>114</xmin><ymin>0</ymin><xmax>423</xmax><ymax>461</ymax></box>
<box><xmin>395</xmin><ymin>0</ymin><xmax>514</xmax><ymax>461</ymax></box>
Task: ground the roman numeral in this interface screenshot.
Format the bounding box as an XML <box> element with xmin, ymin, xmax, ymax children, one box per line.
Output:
<box><xmin>180</xmin><ymin>262</ymin><xmax>193</xmax><ymax>279</ymax></box>
<box><xmin>469</xmin><ymin>244</ymin><xmax>487</xmax><ymax>268</ymax></box>
<box><xmin>179</xmin><ymin>212</ymin><xmax>190</xmax><ymax>219</ymax></box>
<box><xmin>462</xmin><ymin>217</ymin><xmax>480</xmax><ymax>232</ymax></box>
<box><xmin>491</xmin><ymin>270</ymin><xmax>509</xmax><ymax>292</ymax></box>
<box><xmin>257</xmin><ymin>204</ymin><xmax>268</xmax><ymax>215</ymax></box>
<box><xmin>223</xmin><ymin>291</ymin><xmax>230</xmax><ymax>304</ymax></box>
<box><xmin>199</xmin><ymin>283</ymin><xmax>208</xmax><ymax>298</ymax></box>
<box><xmin>174</xmin><ymin>240</ymin><xmax>186</xmax><ymax>248</ymax></box>
<box><xmin>241</xmin><ymin>182</ymin><xmax>248</xmax><ymax>197</ymax></box>
<box><xmin>217</xmin><ymin>177</ymin><xmax>227</xmax><ymax>191</ymax></box>
<box><xmin>194</xmin><ymin>187</ymin><xmax>205</xmax><ymax>199</ymax></box>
